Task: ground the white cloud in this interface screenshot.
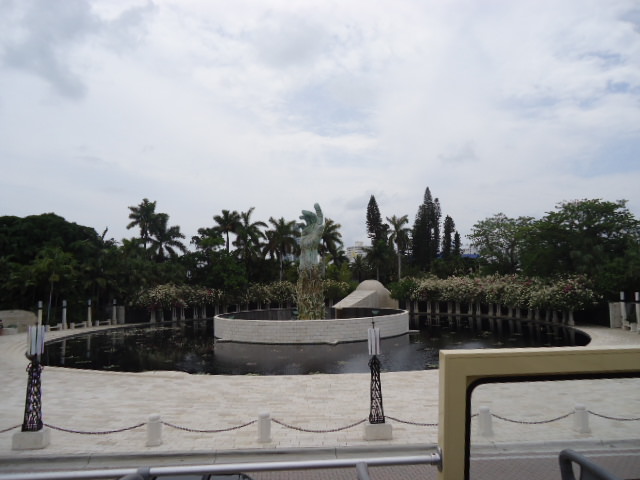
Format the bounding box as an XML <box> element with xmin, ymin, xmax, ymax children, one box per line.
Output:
<box><xmin>0</xmin><ymin>0</ymin><xmax>639</xmax><ymax>250</ymax></box>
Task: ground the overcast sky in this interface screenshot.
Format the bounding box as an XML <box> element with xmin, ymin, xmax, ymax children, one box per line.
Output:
<box><xmin>1</xmin><ymin>0</ymin><xmax>639</xmax><ymax>249</ymax></box>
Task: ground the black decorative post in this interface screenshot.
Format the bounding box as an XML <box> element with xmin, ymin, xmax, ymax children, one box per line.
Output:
<box><xmin>363</xmin><ymin>318</ymin><xmax>392</xmax><ymax>440</ymax></box>
<box><xmin>13</xmin><ymin>325</ymin><xmax>50</xmax><ymax>450</ymax></box>
<box><xmin>21</xmin><ymin>354</ymin><xmax>44</xmax><ymax>432</ymax></box>
<box><xmin>367</xmin><ymin>320</ymin><xmax>385</xmax><ymax>424</ymax></box>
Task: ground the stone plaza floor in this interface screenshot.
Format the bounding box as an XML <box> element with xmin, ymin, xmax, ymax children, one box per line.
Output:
<box><xmin>1</xmin><ymin>323</ymin><xmax>639</xmax><ymax>478</ymax></box>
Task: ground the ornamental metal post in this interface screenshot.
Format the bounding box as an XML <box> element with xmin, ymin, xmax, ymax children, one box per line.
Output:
<box><xmin>367</xmin><ymin>320</ymin><xmax>385</xmax><ymax>424</ymax></box>
<box><xmin>21</xmin><ymin>325</ymin><xmax>45</xmax><ymax>432</ymax></box>
<box><xmin>363</xmin><ymin>319</ymin><xmax>392</xmax><ymax>440</ymax></box>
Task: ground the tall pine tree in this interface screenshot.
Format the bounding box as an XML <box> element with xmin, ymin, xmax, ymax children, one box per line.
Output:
<box><xmin>412</xmin><ymin>187</ymin><xmax>441</xmax><ymax>271</ymax></box>
<box><xmin>442</xmin><ymin>215</ymin><xmax>455</xmax><ymax>258</ymax></box>
<box><xmin>366</xmin><ymin>195</ymin><xmax>387</xmax><ymax>245</ymax></box>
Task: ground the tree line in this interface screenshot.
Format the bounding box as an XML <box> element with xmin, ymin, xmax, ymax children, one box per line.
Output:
<box><xmin>1</xmin><ymin>192</ymin><xmax>638</xmax><ymax>323</ymax></box>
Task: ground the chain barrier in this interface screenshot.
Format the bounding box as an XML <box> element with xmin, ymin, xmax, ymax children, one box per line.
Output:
<box><xmin>43</xmin><ymin>422</ymin><xmax>146</xmax><ymax>435</ymax></box>
<box><xmin>162</xmin><ymin>420</ymin><xmax>256</xmax><ymax>433</ymax></box>
<box><xmin>386</xmin><ymin>416</ymin><xmax>437</xmax><ymax>427</ymax></box>
<box><xmin>588</xmin><ymin>411</ymin><xmax>640</xmax><ymax>422</ymax></box>
<box><xmin>0</xmin><ymin>424</ymin><xmax>21</xmax><ymax>434</ymax></box>
<box><xmin>491</xmin><ymin>412</ymin><xmax>573</xmax><ymax>424</ymax></box>
<box><xmin>3</xmin><ymin>409</ymin><xmax>639</xmax><ymax>438</ymax></box>
<box><xmin>272</xmin><ymin>418</ymin><xmax>366</xmax><ymax>433</ymax></box>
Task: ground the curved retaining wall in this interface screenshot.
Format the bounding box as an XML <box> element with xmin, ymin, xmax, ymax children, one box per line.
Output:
<box><xmin>214</xmin><ymin>309</ymin><xmax>409</xmax><ymax>344</ymax></box>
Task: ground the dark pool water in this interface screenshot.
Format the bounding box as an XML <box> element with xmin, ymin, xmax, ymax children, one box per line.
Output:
<box><xmin>42</xmin><ymin>318</ymin><xmax>589</xmax><ymax>375</ymax></box>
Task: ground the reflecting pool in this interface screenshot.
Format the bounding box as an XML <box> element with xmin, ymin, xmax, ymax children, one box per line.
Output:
<box><xmin>43</xmin><ymin>318</ymin><xmax>589</xmax><ymax>375</ymax></box>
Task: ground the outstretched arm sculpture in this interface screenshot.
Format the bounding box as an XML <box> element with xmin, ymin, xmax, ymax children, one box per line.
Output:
<box><xmin>298</xmin><ymin>203</ymin><xmax>324</xmax><ymax>271</ymax></box>
<box><xmin>296</xmin><ymin>203</ymin><xmax>325</xmax><ymax>320</ymax></box>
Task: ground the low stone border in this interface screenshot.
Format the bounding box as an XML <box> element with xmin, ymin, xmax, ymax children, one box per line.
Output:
<box><xmin>214</xmin><ymin>309</ymin><xmax>409</xmax><ymax>344</ymax></box>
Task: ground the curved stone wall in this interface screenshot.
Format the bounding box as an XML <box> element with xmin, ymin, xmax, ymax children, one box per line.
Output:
<box><xmin>214</xmin><ymin>309</ymin><xmax>409</xmax><ymax>344</ymax></box>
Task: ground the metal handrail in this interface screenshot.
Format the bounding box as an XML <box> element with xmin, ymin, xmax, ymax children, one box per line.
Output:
<box><xmin>559</xmin><ymin>449</ymin><xmax>622</xmax><ymax>480</ymax></box>
<box><xmin>0</xmin><ymin>452</ymin><xmax>442</xmax><ymax>480</ymax></box>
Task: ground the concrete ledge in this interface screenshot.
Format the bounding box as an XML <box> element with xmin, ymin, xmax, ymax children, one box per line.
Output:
<box><xmin>214</xmin><ymin>310</ymin><xmax>409</xmax><ymax>344</ymax></box>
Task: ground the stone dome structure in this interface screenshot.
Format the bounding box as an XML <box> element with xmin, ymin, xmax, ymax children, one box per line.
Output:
<box><xmin>333</xmin><ymin>280</ymin><xmax>398</xmax><ymax>310</ymax></box>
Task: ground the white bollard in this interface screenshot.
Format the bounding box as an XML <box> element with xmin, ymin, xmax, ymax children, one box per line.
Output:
<box><xmin>478</xmin><ymin>406</ymin><xmax>493</xmax><ymax>437</ymax></box>
<box><xmin>62</xmin><ymin>300</ymin><xmax>68</xmax><ymax>330</ymax></box>
<box><xmin>573</xmin><ymin>405</ymin><xmax>590</xmax><ymax>434</ymax></box>
<box><xmin>635</xmin><ymin>292</ymin><xmax>640</xmax><ymax>333</ymax></box>
<box><xmin>257</xmin><ymin>412</ymin><xmax>271</xmax><ymax>443</ymax></box>
<box><xmin>146</xmin><ymin>414</ymin><xmax>163</xmax><ymax>447</ymax></box>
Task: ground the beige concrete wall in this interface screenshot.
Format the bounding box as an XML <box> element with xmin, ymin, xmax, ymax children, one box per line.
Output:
<box><xmin>0</xmin><ymin>309</ymin><xmax>36</xmax><ymax>332</ymax></box>
<box><xmin>214</xmin><ymin>311</ymin><xmax>409</xmax><ymax>344</ymax></box>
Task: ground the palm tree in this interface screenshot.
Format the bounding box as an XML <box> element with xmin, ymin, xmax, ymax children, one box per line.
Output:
<box><xmin>234</xmin><ymin>207</ymin><xmax>267</xmax><ymax>280</ymax></box>
<box><xmin>263</xmin><ymin>217</ymin><xmax>299</xmax><ymax>280</ymax></box>
<box><xmin>350</xmin><ymin>254</ymin><xmax>367</xmax><ymax>283</ymax></box>
<box><xmin>148</xmin><ymin>213</ymin><xmax>187</xmax><ymax>261</ymax></box>
<box><xmin>319</xmin><ymin>218</ymin><xmax>344</xmax><ymax>263</ymax></box>
<box><xmin>387</xmin><ymin>214</ymin><xmax>410</xmax><ymax>280</ymax></box>
<box><xmin>127</xmin><ymin>198</ymin><xmax>157</xmax><ymax>249</ymax></box>
<box><xmin>191</xmin><ymin>227</ymin><xmax>224</xmax><ymax>255</ymax></box>
<box><xmin>366</xmin><ymin>239</ymin><xmax>392</xmax><ymax>282</ymax></box>
<box><xmin>213</xmin><ymin>209</ymin><xmax>241</xmax><ymax>253</ymax></box>
<box><xmin>30</xmin><ymin>246</ymin><xmax>78</xmax><ymax>324</ymax></box>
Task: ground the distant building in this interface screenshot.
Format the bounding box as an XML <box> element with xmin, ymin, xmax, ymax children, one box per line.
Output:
<box><xmin>346</xmin><ymin>241</ymin><xmax>367</xmax><ymax>263</ymax></box>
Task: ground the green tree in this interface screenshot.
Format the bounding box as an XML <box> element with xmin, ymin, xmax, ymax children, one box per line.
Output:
<box><xmin>320</xmin><ymin>218</ymin><xmax>344</xmax><ymax>263</ymax></box>
<box><xmin>441</xmin><ymin>215</ymin><xmax>455</xmax><ymax>259</ymax></box>
<box><xmin>366</xmin><ymin>195</ymin><xmax>387</xmax><ymax>245</ymax></box>
<box><xmin>350</xmin><ymin>254</ymin><xmax>368</xmax><ymax>283</ymax></box>
<box><xmin>468</xmin><ymin>213</ymin><xmax>534</xmax><ymax>274</ymax></box>
<box><xmin>30</xmin><ymin>246</ymin><xmax>79</xmax><ymax>324</ymax></box>
<box><xmin>263</xmin><ymin>216</ymin><xmax>299</xmax><ymax>281</ymax></box>
<box><xmin>233</xmin><ymin>207</ymin><xmax>267</xmax><ymax>281</ymax></box>
<box><xmin>520</xmin><ymin>199</ymin><xmax>640</xmax><ymax>296</ymax></box>
<box><xmin>0</xmin><ymin>213</ymin><xmax>106</xmax><ymax>309</ymax></box>
<box><xmin>148</xmin><ymin>213</ymin><xmax>187</xmax><ymax>262</ymax></box>
<box><xmin>386</xmin><ymin>214</ymin><xmax>410</xmax><ymax>280</ymax></box>
<box><xmin>411</xmin><ymin>187</ymin><xmax>440</xmax><ymax>271</ymax></box>
<box><xmin>191</xmin><ymin>227</ymin><xmax>224</xmax><ymax>255</ymax></box>
<box><xmin>366</xmin><ymin>239</ymin><xmax>393</xmax><ymax>282</ymax></box>
<box><xmin>127</xmin><ymin>198</ymin><xmax>157</xmax><ymax>250</ymax></box>
<box><xmin>213</xmin><ymin>209</ymin><xmax>241</xmax><ymax>253</ymax></box>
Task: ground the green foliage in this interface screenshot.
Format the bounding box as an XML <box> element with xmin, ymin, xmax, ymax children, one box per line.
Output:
<box><xmin>386</xmin><ymin>214</ymin><xmax>410</xmax><ymax>280</ymax></box>
<box><xmin>0</xmin><ymin>214</ymin><xmax>114</xmax><ymax>310</ymax></box>
<box><xmin>393</xmin><ymin>274</ymin><xmax>598</xmax><ymax>311</ymax></box>
<box><xmin>213</xmin><ymin>209</ymin><xmax>241</xmax><ymax>253</ymax></box>
<box><xmin>268</xmin><ymin>280</ymin><xmax>297</xmax><ymax>306</ymax></box>
<box><xmin>411</xmin><ymin>187</ymin><xmax>447</xmax><ymax>272</ymax></box>
<box><xmin>468</xmin><ymin>213</ymin><xmax>534</xmax><ymax>274</ymax></box>
<box><xmin>366</xmin><ymin>195</ymin><xmax>387</xmax><ymax>244</ymax></box>
<box><xmin>365</xmin><ymin>239</ymin><xmax>394</xmax><ymax>282</ymax></box>
<box><xmin>518</xmin><ymin>199</ymin><xmax>640</xmax><ymax>297</ymax></box>
<box><xmin>296</xmin><ymin>265</ymin><xmax>325</xmax><ymax>319</ymax></box>
<box><xmin>323</xmin><ymin>278</ymin><xmax>354</xmax><ymax>301</ymax></box>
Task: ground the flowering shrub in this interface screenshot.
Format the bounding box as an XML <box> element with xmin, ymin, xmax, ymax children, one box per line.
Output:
<box><xmin>390</xmin><ymin>277</ymin><xmax>420</xmax><ymax>301</ymax></box>
<box><xmin>134</xmin><ymin>284</ymin><xmax>223</xmax><ymax>310</ymax></box>
<box><xmin>391</xmin><ymin>274</ymin><xmax>598</xmax><ymax>311</ymax></box>
<box><xmin>440</xmin><ymin>276</ymin><xmax>482</xmax><ymax>303</ymax></box>
<box><xmin>413</xmin><ymin>275</ymin><xmax>444</xmax><ymax>301</ymax></box>
<box><xmin>267</xmin><ymin>281</ymin><xmax>296</xmax><ymax>306</ymax></box>
<box><xmin>134</xmin><ymin>284</ymin><xmax>186</xmax><ymax>310</ymax></box>
<box><xmin>323</xmin><ymin>279</ymin><xmax>353</xmax><ymax>301</ymax></box>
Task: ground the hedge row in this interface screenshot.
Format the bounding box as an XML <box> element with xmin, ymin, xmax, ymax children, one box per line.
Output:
<box><xmin>133</xmin><ymin>280</ymin><xmax>354</xmax><ymax>310</ymax></box>
<box><xmin>390</xmin><ymin>274</ymin><xmax>598</xmax><ymax>311</ymax></box>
